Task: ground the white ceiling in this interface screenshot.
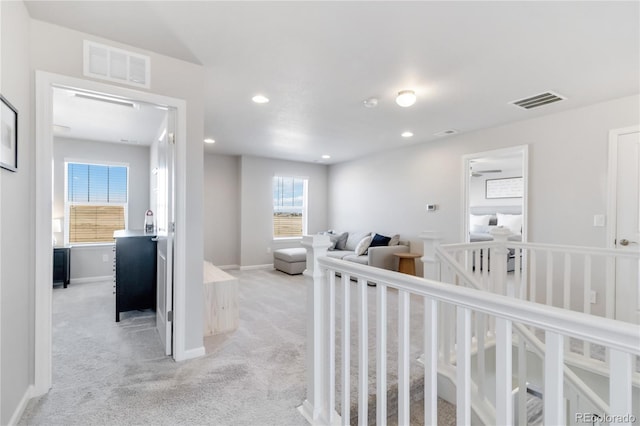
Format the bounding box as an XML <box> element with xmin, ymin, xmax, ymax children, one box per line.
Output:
<box><xmin>27</xmin><ymin>1</ymin><xmax>640</xmax><ymax>164</ymax></box>
<box><xmin>52</xmin><ymin>87</ymin><xmax>167</xmax><ymax>145</ymax></box>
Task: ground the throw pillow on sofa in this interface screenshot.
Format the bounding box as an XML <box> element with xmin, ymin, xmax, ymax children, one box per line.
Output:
<box><xmin>355</xmin><ymin>235</ymin><xmax>373</xmax><ymax>256</ymax></box>
<box><xmin>370</xmin><ymin>233</ymin><xmax>391</xmax><ymax>247</ymax></box>
<box><xmin>345</xmin><ymin>231</ymin><xmax>371</xmax><ymax>251</ymax></box>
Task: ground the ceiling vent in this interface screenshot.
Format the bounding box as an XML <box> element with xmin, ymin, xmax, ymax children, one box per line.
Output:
<box><xmin>83</xmin><ymin>41</ymin><xmax>150</xmax><ymax>88</ymax></box>
<box><xmin>510</xmin><ymin>91</ymin><xmax>565</xmax><ymax>110</ymax></box>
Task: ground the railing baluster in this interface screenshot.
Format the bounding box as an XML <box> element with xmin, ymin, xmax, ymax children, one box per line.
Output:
<box><xmin>476</xmin><ymin>312</ymin><xmax>486</xmax><ymax>402</ymax></box>
<box><xmin>546</xmin><ymin>250</ymin><xmax>554</xmax><ymax>306</ymax></box>
<box><xmin>443</xmin><ymin>304</ymin><xmax>452</xmax><ymax>366</ymax></box>
<box><xmin>456</xmin><ymin>307</ymin><xmax>471</xmax><ymax>426</ymax></box>
<box><xmin>563</xmin><ymin>253</ymin><xmax>571</xmax><ymax>354</ymax></box>
<box><xmin>583</xmin><ymin>255</ymin><xmax>591</xmax><ymax>358</ymax></box>
<box><xmin>530</xmin><ymin>250</ymin><xmax>537</xmax><ymax>304</ymax></box>
<box><xmin>341</xmin><ymin>274</ymin><xmax>351</xmax><ymax>426</ymax></box>
<box><xmin>328</xmin><ymin>271</ymin><xmax>336</xmax><ymax>423</ymax></box>
<box><xmin>517</xmin><ymin>337</ymin><xmax>527</xmax><ymax>426</ymax></box>
<box><xmin>496</xmin><ymin>317</ymin><xmax>513</xmax><ymax>425</ymax></box>
<box><xmin>606</xmin><ymin>255</ymin><xmax>615</xmax><ymax>319</ymax></box>
<box><xmin>515</xmin><ymin>248</ymin><xmax>522</xmax><ymax>299</ymax></box>
<box><xmin>544</xmin><ymin>331</ymin><xmax>564</xmax><ymax>426</ymax></box>
<box><xmin>610</xmin><ymin>349</ymin><xmax>632</xmax><ymax>426</ymax></box>
<box><xmin>398</xmin><ymin>290</ymin><xmax>411</xmax><ymax>426</ymax></box>
<box><xmin>424</xmin><ymin>297</ymin><xmax>438</xmax><ymax>425</ymax></box>
<box><xmin>376</xmin><ymin>284</ymin><xmax>387</xmax><ymax>426</ymax></box>
<box><xmin>357</xmin><ymin>277</ymin><xmax>368</xmax><ymax>426</ymax></box>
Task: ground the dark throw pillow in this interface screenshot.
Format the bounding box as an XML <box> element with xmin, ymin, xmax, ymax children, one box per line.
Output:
<box><xmin>369</xmin><ymin>233</ymin><xmax>391</xmax><ymax>248</ymax></box>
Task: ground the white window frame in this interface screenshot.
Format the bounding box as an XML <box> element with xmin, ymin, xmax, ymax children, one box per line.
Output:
<box><xmin>272</xmin><ymin>175</ymin><xmax>308</xmax><ymax>240</ymax></box>
<box><xmin>64</xmin><ymin>159</ymin><xmax>129</xmax><ymax>246</ymax></box>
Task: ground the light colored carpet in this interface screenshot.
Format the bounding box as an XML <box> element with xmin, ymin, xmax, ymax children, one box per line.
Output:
<box><xmin>19</xmin><ymin>269</ymin><xmax>456</xmax><ymax>426</ymax></box>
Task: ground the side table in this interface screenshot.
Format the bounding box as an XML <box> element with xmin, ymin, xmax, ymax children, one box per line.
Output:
<box><xmin>53</xmin><ymin>246</ymin><xmax>71</xmax><ymax>288</ymax></box>
<box><xmin>394</xmin><ymin>252</ymin><xmax>422</xmax><ymax>276</ymax></box>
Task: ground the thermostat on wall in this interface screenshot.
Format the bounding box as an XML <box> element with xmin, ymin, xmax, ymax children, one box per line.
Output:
<box><xmin>426</xmin><ymin>204</ymin><xmax>437</xmax><ymax>211</ymax></box>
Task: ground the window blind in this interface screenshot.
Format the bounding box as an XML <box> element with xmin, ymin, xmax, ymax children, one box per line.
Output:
<box><xmin>66</xmin><ymin>162</ymin><xmax>128</xmax><ymax>243</ymax></box>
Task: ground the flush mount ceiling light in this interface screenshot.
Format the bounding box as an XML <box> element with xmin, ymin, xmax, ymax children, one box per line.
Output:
<box><xmin>321</xmin><ymin>154</ymin><xmax>331</xmax><ymax>159</ymax></box>
<box><xmin>396</xmin><ymin>90</ymin><xmax>416</xmax><ymax>107</ymax></box>
<box><xmin>252</xmin><ymin>94</ymin><xmax>269</xmax><ymax>104</ymax></box>
<box><xmin>401</xmin><ymin>131</ymin><xmax>414</xmax><ymax>138</ymax></box>
<box><xmin>204</xmin><ymin>138</ymin><xmax>215</xmax><ymax>144</ymax></box>
<box><xmin>363</xmin><ymin>97</ymin><xmax>378</xmax><ymax>108</ymax></box>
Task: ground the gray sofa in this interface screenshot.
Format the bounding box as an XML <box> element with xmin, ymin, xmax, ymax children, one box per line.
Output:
<box><xmin>273</xmin><ymin>231</ymin><xmax>409</xmax><ymax>275</ymax></box>
<box><xmin>322</xmin><ymin>231</ymin><xmax>409</xmax><ymax>271</ymax></box>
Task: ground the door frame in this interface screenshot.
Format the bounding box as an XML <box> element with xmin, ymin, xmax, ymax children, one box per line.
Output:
<box><xmin>606</xmin><ymin>125</ymin><xmax>640</xmax><ymax>249</ymax></box>
<box><xmin>606</xmin><ymin>125</ymin><xmax>640</xmax><ymax>319</ymax></box>
<box><xmin>34</xmin><ymin>71</ymin><xmax>188</xmax><ymax>396</ymax></box>
<box><xmin>461</xmin><ymin>145</ymin><xmax>529</xmax><ymax>243</ymax></box>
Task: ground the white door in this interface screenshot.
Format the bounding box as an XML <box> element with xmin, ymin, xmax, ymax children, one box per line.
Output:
<box><xmin>613</xmin><ymin>128</ymin><xmax>640</xmax><ymax>324</ymax></box>
<box><xmin>155</xmin><ymin>109</ymin><xmax>176</xmax><ymax>355</ymax></box>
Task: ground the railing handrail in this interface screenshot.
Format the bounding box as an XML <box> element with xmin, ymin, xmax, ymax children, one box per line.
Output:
<box><xmin>441</xmin><ymin>240</ymin><xmax>640</xmax><ymax>259</ymax></box>
<box><xmin>318</xmin><ymin>256</ymin><xmax>640</xmax><ymax>355</ymax></box>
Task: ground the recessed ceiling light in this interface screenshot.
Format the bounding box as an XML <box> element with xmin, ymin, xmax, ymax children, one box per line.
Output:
<box><xmin>252</xmin><ymin>94</ymin><xmax>269</xmax><ymax>104</ymax></box>
<box><xmin>204</xmin><ymin>138</ymin><xmax>215</xmax><ymax>144</ymax></box>
<box><xmin>396</xmin><ymin>90</ymin><xmax>416</xmax><ymax>107</ymax></box>
<box><xmin>321</xmin><ymin>154</ymin><xmax>331</xmax><ymax>159</ymax></box>
<box><xmin>401</xmin><ymin>131</ymin><xmax>414</xmax><ymax>138</ymax></box>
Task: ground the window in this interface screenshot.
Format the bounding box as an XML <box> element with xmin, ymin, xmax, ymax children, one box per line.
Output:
<box><xmin>273</xmin><ymin>176</ymin><xmax>308</xmax><ymax>238</ymax></box>
<box><xmin>65</xmin><ymin>162</ymin><xmax>128</xmax><ymax>244</ymax></box>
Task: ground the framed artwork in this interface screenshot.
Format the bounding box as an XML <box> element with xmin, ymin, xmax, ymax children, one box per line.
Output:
<box><xmin>486</xmin><ymin>177</ymin><xmax>523</xmax><ymax>199</ymax></box>
<box><xmin>0</xmin><ymin>95</ymin><xmax>18</xmax><ymax>172</ymax></box>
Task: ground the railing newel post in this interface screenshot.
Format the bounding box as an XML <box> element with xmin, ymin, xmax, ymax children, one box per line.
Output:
<box><xmin>490</xmin><ymin>228</ymin><xmax>511</xmax><ymax>296</ymax></box>
<box><xmin>420</xmin><ymin>231</ymin><xmax>444</xmax><ymax>280</ymax></box>
<box><xmin>298</xmin><ymin>234</ymin><xmax>333</xmax><ymax>424</ymax></box>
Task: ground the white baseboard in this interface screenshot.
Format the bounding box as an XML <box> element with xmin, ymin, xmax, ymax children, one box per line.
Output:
<box><xmin>217</xmin><ymin>264</ymin><xmax>240</xmax><ymax>270</ymax></box>
<box><xmin>69</xmin><ymin>275</ymin><xmax>113</xmax><ymax>284</ymax></box>
<box><xmin>9</xmin><ymin>384</ymin><xmax>34</xmax><ymax>425</ymax></box>
<box><xmin>177</xmin><ymin>346</ymin><xmax>205</xmax><ymax>361</ymax></box>
<box><xmin>240</xmin><ymin>264</ymin><xmax>274</xmax><ymax>271</ymax></box>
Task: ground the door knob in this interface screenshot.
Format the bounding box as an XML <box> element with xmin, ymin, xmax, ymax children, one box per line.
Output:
<box><xmin>619</xmin><ymin>239</ymin><xmax>638</xmax><ymax>246</ymax></box>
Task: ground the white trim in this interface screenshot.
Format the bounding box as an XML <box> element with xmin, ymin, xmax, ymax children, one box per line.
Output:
<box><xmin>68</xmin><ymin>275</ymin><xmax>113</xmax><ymax>285</ymax></box>
<box><xmin>8</xmin><ymin>385</ymin><xmax>33</xmax><ymax>426</ymax></box>
<box><xmin>240</xmin><ymin>264</ymin><xmax>274</xmax><ymax>271</ymax></box>
<box><xmin>34</xmin><ymin>71</ymin><xmax>189</xmax><ymax>396</ymax></box>
<box><xmin>179</xmin><ymin>346</ymin><xmax>205</xmax><ymax>361</ymax></box>
<box><xmin>606</xmin><ymin>125</ymin><xmax>640</xmax><ymax>249</ymax></box>
<box><xmin>217</xmin><ymin>264</ymin><xmax>240</xmax><ymax>271</ymax></box>
<box><xmin>461</xmin><ymin>145</ymin><xmax>529</xmax><ymax>243</ymax></box>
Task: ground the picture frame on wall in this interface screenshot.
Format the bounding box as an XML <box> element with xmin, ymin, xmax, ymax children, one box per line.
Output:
<box><xmin>0</xmin><ymin>94</ymin><xmax>18</xmax><ymax>172</ymax></box>
<box><xmin>0</xmin><ymin>95</ymin><xmax>18</xmax><ymax>172</ymax></box>
<box><xmin>486</xmin><ymin>177</ymin><xmax>523</xmax><ymax>199</ymax></box>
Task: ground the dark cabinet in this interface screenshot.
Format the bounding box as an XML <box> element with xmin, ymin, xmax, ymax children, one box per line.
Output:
<box><xmin>53</xmin><ymin>247</ymin><xmax>70</xmax><ymax>288</ymax></box>
<box><xmin>114</xmin><ymin>230</ymin><xmax>157</xmax><ymax>322</ymax></box>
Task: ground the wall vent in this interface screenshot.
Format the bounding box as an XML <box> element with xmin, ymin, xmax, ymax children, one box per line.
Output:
<box><xmin>510</xmin><ymin>91</ymin><xmax>565</xmax><ymax>110</ymax></box>
<box><xmin>434</xmin><ymin>129</ymin><xmax>458</xmax><ymax>137</ymax></box>
<box><xmin>83</xmin><ymin>41</ymin><xmax>150</xmax><ymax>89</ymax></box>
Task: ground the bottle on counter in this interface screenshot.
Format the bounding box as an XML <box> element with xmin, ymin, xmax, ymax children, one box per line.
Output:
<box><xmin>144</xmin><ymin>209</ymin><xmax>154</xmax><ymax>233</ymax></box>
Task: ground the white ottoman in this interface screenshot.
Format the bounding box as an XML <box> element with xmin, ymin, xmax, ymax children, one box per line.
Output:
<box><xmin>273</xmin><ymin>247</ymin><xmax>307</xmax><ymax>275</ymax></box>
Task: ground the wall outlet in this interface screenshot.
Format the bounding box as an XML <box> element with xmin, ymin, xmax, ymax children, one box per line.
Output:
<box><xmin>590</xmin><ymin>290</ymin><xmax>597</xmax><ymax>304</ymax></box>
<box><xmin>102</xmin><ymin>254</ymin><xmax>109</xmax><ymax>262</ymax></box>
<box><xmin>426</xmin><ymin>204</ymin><xmax>437</xmax><ymax>211</ymax></box>
<box><xmin>593</xmin><ymin>214</ymin><xmax>606</xmax><ymax>227</ymax></box>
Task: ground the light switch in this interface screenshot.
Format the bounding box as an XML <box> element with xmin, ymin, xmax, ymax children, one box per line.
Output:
<box><xmin>593</xmin><ymin>215</ymin><xmax>606</xmax><ymax>227</ymax></box>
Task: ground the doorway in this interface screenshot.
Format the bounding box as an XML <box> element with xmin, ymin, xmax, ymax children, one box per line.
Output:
<box><xmin>34</xmin><ymin>72</ymin><xmax>187</xmax><ymax>396</ymax></box>
<box><xmin>608</xmin><ymin>126</ymin><xmax>640</xmax><ymax>324</ymax></box>
<box><xmin>462</xmin><ymin>145</ymin><xmax>529</xmax><ymax>244</ymax></box>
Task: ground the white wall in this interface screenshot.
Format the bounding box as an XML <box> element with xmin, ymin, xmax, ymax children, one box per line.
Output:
<box><xmin>0</xmin><ymin>1</ymin><xmax>33</xmax><ymax>423</ymax></box>
<box><xmin>239</xmin><ymin>156</ymin><xmax>328</xmax><ymax>267</ymax></box>
<box><xmin>30</xmin><ymin>20</ymin><xmax>205</xmax><ymax>354</ymax></box>
<box><xmin>53</xmin><ymin>137</ymin><xmax>150</xmax><ymax>280</ymax></box>
<box><xmin>203</xmin><ymin>154</ymin><xmax>240</xmax><ymax>267</ymax></box>
<box><xmin>329</xmin><ymin>95</ymin><xmax>639</xmax><ymax>249</ymax></box>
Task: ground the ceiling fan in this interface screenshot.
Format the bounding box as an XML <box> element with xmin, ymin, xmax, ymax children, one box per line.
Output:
<box><xmin>470</xmin><ymin>168</ymin><xmax>502</xmax><ymax>177</ymax></box>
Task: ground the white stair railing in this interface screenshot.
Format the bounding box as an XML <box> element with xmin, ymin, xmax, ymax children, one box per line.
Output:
<box><xmin>298</xmin><ymin>234</ymin><xmax>640</xmax><ymax>426</ymax></box>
